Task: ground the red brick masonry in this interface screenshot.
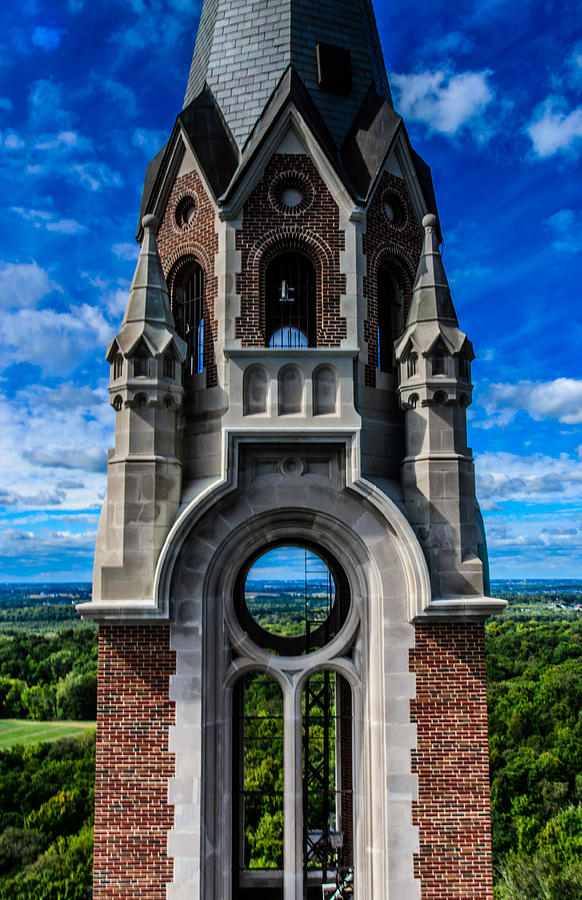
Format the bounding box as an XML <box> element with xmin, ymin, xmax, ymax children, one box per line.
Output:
<box><xmin>93</xmin><ymin>625</ymin><xmax>176</xmax><ymax>899</ymax></box>
<box><xmin>410</xmin><ymin>622</ymin><xmax>494</xmax><ymax>900</ymax></box>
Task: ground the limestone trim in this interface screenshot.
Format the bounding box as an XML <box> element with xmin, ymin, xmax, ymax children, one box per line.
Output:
<box><xmin>218</xmin><ymin>108</ymin><xmax>359</xmax><ymax>222</ymax></box>
<box><xmin>413</xmin><ymin>597</ymin><xmax>507</xmax><ymax>620</ymax></box>
<box><xmin>165</xmin><ymin>450</ymin><xmax>423</xmax><ymax>900</ymax></box>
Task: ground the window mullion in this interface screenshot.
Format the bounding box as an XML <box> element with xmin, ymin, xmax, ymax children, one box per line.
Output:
<box><xmin>283</xmin><ymin>680</ymin><xmax>303</xmax><ymax>900</ymax></box>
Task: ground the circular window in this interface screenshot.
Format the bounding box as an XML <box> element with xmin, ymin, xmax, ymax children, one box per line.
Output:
<box><xmin>382</xmin><ymin>190</ymin><xmax>406</xmax><ymax>229</ymax></box>
<box><xmin>281</xmin><ymin>186</ymin><xmax>303</xmax><ymax>208</ymax></box>
<box><xmin>268</xmin><ymin>171</ymin><xmax>315</xmax><ymax>215</ymax></box>
<box><xmin>236</xmin><ymin>542</ymin><xmax>349</xmax><ymax>655</ymax></box>
<box><xmin>175</xmin><ymin>195</ymin><xmax>196</xmax><ymax>229</ymax></box>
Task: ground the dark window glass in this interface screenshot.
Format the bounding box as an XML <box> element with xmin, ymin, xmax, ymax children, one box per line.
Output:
<box><xmin>377</xmin><ymin>266</ymin><xmax>399</xmax><ymax>373</ymax></box>
<box><xmin>134</xmin><ymin>353</ymin><xmax>149</xmax><ymax>377</ymax></box>
<box><xmin>163</xmin><ymin>356</ymin><xmax>175</xmax><ymax>379</ymax></box>
<box><xmin>113</xmin><ymin>354</ymin><xmax>123</xmax><ymax>380</ymax></box>
<box><xmin>432</xmin><ymin>348</ymin><xmax>447</xmax><ymax>376</ymax></box>
<box><xmin>265</xmin><ymin>254</ymin><xmax>316</xmax><ymax>348</ymax></box>
<box><xmin>174</xmin><ymin>264</ymin><xmax>204</xmax><ymax>375</ymax></box>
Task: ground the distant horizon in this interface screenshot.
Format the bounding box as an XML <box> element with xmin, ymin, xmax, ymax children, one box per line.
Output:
<box><xmin>1</xmin><ymin>576</ymin><xmax>581</xmax><ymax>587</ymax></box>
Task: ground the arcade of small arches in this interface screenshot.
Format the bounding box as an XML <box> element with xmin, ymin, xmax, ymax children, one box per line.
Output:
<box><xmin>244</xmin><ymin>363</ymin><xmax>338</xmax><ymax>417</ymax></box>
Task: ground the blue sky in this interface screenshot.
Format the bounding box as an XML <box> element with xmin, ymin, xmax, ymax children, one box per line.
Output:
<box><xmin>0</xmin><ymin>0</ymin><xmax>580</xmax><ymax>582</ymax></box>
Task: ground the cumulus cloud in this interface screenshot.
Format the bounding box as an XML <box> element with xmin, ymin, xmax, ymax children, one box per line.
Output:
<box><xmin>131</xmin><ymin>127</ymin><xmax>167</xmax><ymax>157</ymax></box>
<box><xmin>0</xmin><ymin>304</ymin><xmax>112</xmax><ymax>372</ymax></box>
<box><xmin>35</xmin><ymin>130</ymin><xmax>91</xmax><ymax>152</ymax></box>
<box><xmin>0</xmin><ymin>260</ymin><xmax>60</xmax><ymax>309</ymax></box>
<box><xmin>527</xmin><ymin>97</ymin><xmax>582</xmax><ymax>158</ymax></box>
<box><xmin>0</xmin><ymin>527</ymin><xmax>97</xmax><ymax>558</ymax></box>
<box><xmin>69</xmin><ymin>162</ymin><xmax>123</xmax><ymax>191</ymax></box>
<box><xmin>23</xmin><ymin>446</ymin><xmax>107</xmax><ymax>473</ymax></box>
<box><xmin>544</xmin><ymin>208</ymin><xmax>582</xmax><ymax>253</ymax></box>
<box><xmin>31</xmin><ymin>25</ymin><xmax>66</xmax><ymax>53</ymax></box>
<box><xmin>28</xmin><ymin>79</ymin><xmax>72</xmax><ymax>128</ymax></box>
<box><xmin>476</xmin><ymin>378</ymin><xmax>582</xmax><ymax>428</ymax></box>
<box><xmin>11</xmin><ymin>206</ymin><xmax>87</xmax><ymax>235</ymax></box>
<box><xmin>2</xmin><ymin>132</ymin><xmax>25</xmax><ymax>150</ymax></box>
<box><xmin>390</xmin><ymin>67</ymin><xmax>494</xmax><ymax>138</ymax></box>
<box><xmin>476</xmin><ymin>450</ymin><xmax>582</xmax><ymax>506</ymax></box>
<box><xmin>112</xmin><ymin>242</ymin><xmax>139</xmax><ymax>261</ymax></box>
<box><xmin>484</xmin><ymin>513</ymin><xmax>582</xmax><ymax>572</ymax></box>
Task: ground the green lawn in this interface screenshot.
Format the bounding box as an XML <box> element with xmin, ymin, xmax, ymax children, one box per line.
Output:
<box><xmin>0</xmin><ymin>719</ymin><xmax>96</xmax><ymax>748</ymax></box>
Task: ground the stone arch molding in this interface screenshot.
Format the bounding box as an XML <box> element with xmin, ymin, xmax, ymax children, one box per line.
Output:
<box><xmin>158</xmin><ymin>443</ymin><xmax>429</xmax><ymax>900</ymax></box>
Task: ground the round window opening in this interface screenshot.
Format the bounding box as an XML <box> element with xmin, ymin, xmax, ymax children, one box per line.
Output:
<box><xmin>235</xmin><ymin>542</ymin><xmax>349</xmax><ymax>656</ymax></box>
<box><xmin>175</xmin><ymin>195</ymin><xmax>196</xmax><ymax>228</ymax></box>
<box><xmin>382</xmin><ymin>191</ymin><xmax>406</xmax><ymax>229</ymax></box>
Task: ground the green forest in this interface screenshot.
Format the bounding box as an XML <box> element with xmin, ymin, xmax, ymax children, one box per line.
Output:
<box><xmin>0</xmin><ymin>588</ymin><xmax>581</xmax><ymax>896</ymax></box>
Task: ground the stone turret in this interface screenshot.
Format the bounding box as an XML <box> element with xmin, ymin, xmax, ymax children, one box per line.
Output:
<box><xmin>92</xmin><ymin>214</ymin><xmax>186</xmax><ymax>607</ymax></box>
<box><xmin>395</xmin><ymin>213</ymin><xmax>484</xmax><ymax>598</ymax></box>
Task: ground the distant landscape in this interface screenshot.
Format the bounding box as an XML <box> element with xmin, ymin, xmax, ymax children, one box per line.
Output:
<box><xmin>0</xmin><ymin>579</ymin><xmax>580</xmax><ymax>898</ymax></box>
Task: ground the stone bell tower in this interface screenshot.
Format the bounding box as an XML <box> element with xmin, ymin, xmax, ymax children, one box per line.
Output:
<box><xmin>82</xmin><ymin>0</ymin><xmax>505</xmax><ymax>898</ymax></box>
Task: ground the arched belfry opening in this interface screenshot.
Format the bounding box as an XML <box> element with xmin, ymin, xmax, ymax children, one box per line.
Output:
<box><xmin>232</xmin><ymin>544</ymin><xmax>354</xmax><ymax>899</ymax></box>
<box><xmin>171</xmin><ymin>259</ymin><xmax>204</xmax><ymax>375</ymax></box>
<box><xmin>377</xmin><ymin>264</ymin><xmax>403</xmax><ymax>374</ymax></box>
<box><xmin>265</xmin><ymin>252</ymin><xmax>316</xmax><ymax>348</ymax></box>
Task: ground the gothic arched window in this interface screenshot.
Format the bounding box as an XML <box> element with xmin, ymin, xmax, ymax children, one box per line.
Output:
<box><xmin>407</xmin><ymin>352</ymin><xmax>418</xmax><ymax>379</ymax></box>
<box><xmin>113</xmin><ymin>353</ymin><xmax>123</xmax><ymax>380</ymax></box>
<box><xmin>231</xmin><ymin>543</ymin><xmax>354</xmax><ymax>899</ymax></box>
<box><xmin>432</xmin><ymin>344</ymin><xmax>448</xmax><ymax>376</ymax></box>
<box><xmin>377</xmin><ymin>265</ymin><xmax>401</xmax><ymax>373</ymax></box>
<box><xmin>265</xmin><ymin>252</ymin><xmax>316</xmax><ymax>348</ymax></box>
<box><xmin>173</xmin><ymin>262</ymin><xmax>204</xmax><ymax>376</ymax></box>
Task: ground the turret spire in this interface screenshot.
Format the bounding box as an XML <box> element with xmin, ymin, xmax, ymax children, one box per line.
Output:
<box><xmin>109</xmin><ymin>215</ymin><xmax>186</xmax><ymax>361</ymax></box>
<box><xmin>407</xmin><ymin>213</ymin><xmax>458</xmax><ymax>326</ymax></box>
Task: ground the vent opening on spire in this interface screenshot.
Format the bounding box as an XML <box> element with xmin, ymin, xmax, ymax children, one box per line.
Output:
<box><xmin>316</xmin><ymin>42</ymin><xmax>352</xmax><ymax>95</ymax></box>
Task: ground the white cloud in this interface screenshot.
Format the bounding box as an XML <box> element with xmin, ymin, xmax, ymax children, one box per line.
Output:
<box><xmin>3</xmin><ymin>132</ymin><xmax>25</xmax><ymax>149</ymax></box>
<box><xmin>0</xmin><ymin>527</ymin><xmax>97</xmax><ymax>557</ymax></box>
<box><xmin>0</xmin><ymin>98</ymin><xmax>13</xmax><ymax>114</ymax></box>
<box><xmin>527</xmin><ymin>97</ymin><xmax>582</xmax><ymax>158</ymax></box>
<box><xmin>476</xmin><ymin>378</ymin><xmax>582</xmax><ymax>428</ymax></box>
<box><xmin>31</xmin><ymin>25</ymin><xmax>66</xmax><ymax>53</ymax></box>
<box><xmin>0</xmin><ymin>260</ymin><xmax>60</xmax><ymax>309</ymax></box>
<box><xmin>544</xmin><ymin>208</ymin><xmax>582</xmax><ymax>253</ymax></box>
<box><xmin>69</xmin><ymin>162</ymin><xmax>123</xmax><ymax>191</ymax></box>
<box><xmin>0</xmin><ymin>304</ymin><xmax>112</xmax><ymax>373</ymax></box>
<box><xmin>476</xmin><ymin>450</ymin><xmax>582</xmax><ymax>506</ymax></box>
<box><xmin>23</xmin><ymin>445</ymin><xmax>107</xmax><ymax>473</ymax></box>
<box><xmin>131</xmin><ymin>127</ymin><xmax>167</xmax><ymax>157</ymax></box>
<box><xmin>35</xmin><ymin>130</ymin><xmax>90</xmax><ymax>152</ymax></box>
<box><xmin>11</xmin><ymin>207</ymin><xmax>87</xmax><ymax>235</ymax></box>
<box><xmin>390</xmin><ymin>67</ymin><xmax>494</xmax><ymax>137</ymax></box>
<box><xmin>112</xmin><ymin>242</ymin><xmax>139</xmax><ymax>261</ymax></box>
<box><xmin>28</xmin><ymin>79</ymin><xmax>71</xmax><ymax>128</ymax></box>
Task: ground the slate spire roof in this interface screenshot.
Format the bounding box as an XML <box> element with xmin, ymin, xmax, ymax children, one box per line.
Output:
<box><xmin>183</xmin><ymin>0</ymin><xmax>392</xmax><ymax>149</ymax></box>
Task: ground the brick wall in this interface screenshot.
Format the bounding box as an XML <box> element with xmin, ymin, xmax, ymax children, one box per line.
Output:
<box><xmin>156</xmin><ymin>170</ymin><xmax>219</xmax><ymax>387</ymax></box>
<box><xmin>410</xmin><ymin>622</ymin><xmax>494</xmax><ymax>900</ymax></box>
<box><xmin>235</xmin><ymin>153</ymin><xmax>347</xmax><ymax>347</ymax></box>
<box><xmin>362</xmin><ymin>171</ymin><xmax>423</xmax><ymax>387</ymax></box>
<box><xmin>93</xmin><ymin>625</ymin><xmax>176</xmax><ymax>900</ymax></box>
